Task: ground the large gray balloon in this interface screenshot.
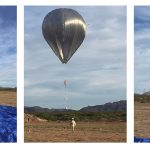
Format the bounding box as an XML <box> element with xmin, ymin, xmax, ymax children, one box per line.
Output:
<box><xmin>42</xmin><ymin>8</ymin><xmax>86</xmax><ymax>64</ymax></box>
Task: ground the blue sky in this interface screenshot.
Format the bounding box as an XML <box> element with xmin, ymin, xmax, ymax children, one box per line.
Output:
<box><xmin>0</xmin><ymin>6</ymin><xmax>16</xmax><ymax>87</ymax></box>
<box><xmin>135</xmin><ymin>7</ymin><xmax>150</xmax><ymax>94</ymax></box>
<box><xmin>24</xmin><ymin>6</ymin><xmax>126</xmax><ymax>109</ymax></box>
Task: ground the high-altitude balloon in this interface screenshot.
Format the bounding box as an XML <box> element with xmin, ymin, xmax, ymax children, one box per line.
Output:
<box><xmin>42</xmin><ymin>8</ymin><xmax>86</xmax><ymax>64</ymax></box>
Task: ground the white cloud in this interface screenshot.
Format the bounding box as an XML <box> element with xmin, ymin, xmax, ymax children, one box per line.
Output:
<box><xmin>0</xmin><ymin>14</ymin><xmax>16</xmax><ymax>87</ymax></box>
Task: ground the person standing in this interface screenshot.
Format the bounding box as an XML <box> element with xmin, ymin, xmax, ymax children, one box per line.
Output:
<box><xmin>71</xmin><ymin>118</ymin><xmax>76</xmax><ymax>132</ymax></box>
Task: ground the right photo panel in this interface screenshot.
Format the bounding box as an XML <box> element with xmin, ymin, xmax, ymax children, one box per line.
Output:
<box><xmin>134</xmin><ymin>6</ymin><xmax>150</xmax><ymax>143</ymax></box>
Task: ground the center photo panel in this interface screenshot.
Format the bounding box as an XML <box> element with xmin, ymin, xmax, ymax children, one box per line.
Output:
<box><xmin>24</xmin><ymin>6</ymin><xmax>127</xmax><ymax>142</ymax></box>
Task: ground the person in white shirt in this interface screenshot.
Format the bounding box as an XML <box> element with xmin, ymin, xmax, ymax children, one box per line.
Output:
<box><xmin>71</xmin><ymin>118</ymin><xmax>76</xmax><ymax>132</ymax></box>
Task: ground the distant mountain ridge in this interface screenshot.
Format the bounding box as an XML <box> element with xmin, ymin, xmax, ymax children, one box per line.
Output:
<box><xmin>25</xmin><ymin>100</ymin><xmax>126</xmax><ymax>113</ymax></box>
<box><xmin>24</xmin><ymin>106</ymin><xmax>74</xmax><ymax>113</ymax></box>
<box><xmin>143</xmin><ymin>91</ymin><xmax>150</xmax><ymax>96</ymax></box>
<box><xmin>0</xmin><ymin>87</ymin><xmax>17</xmax><ymax>91</ymax></box>
<box><xmin>80</xmin><ymin>100</ymin><xmax>126</xmax><ymax>112</ymax></box>
<box><xmin>135</xmin><ymin>92</ymin><xmax>150</xmax><ymax>103</ymax></box>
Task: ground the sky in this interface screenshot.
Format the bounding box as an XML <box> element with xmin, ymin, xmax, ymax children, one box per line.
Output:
<box><xmin>0</xmin><ymin>6</ymin><xmax>17</xmax><ymax>87</ymax></box>
<box><xmin>24</xmin><ymin>6</ymin><xmax>126</xmax><ymax>109</ymax></box>
<box><xmin>135</xmin><ymin>7</ymin><xmax>150</xmax><ymax>94</ymax></box>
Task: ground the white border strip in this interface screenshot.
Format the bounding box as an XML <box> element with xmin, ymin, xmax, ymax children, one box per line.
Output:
<box><xmin>17</xmin><ymin>1</ymin><xmax>24</xmax><ymax>143</ymax></box>
<box><xmin>127</xmin><ymin>3</ymin><xmax>134</xmax><ymax>144</ymax></box>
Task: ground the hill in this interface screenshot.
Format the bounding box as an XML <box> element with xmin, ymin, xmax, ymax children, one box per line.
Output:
<box><xmin>134</xmin><ymin>93</ymin><xmax>150</xmax><ymax>103</ymax></box>
<box><xmin>24</xmin><ymin>100</ymin><xmax>126</xmax><ymax>122</ymax></box>
<box><xmin>25</xmin><ymin>100</ymin><xmax>126</xmax><ymax>113</ymax></box>
<box><xmin>24</xmin><ymin>113</ymin><xmax>48</xmax><ymax>123</ymax></box>
<box><xmin>24</xmin><ymin>106</ymin><xmax>74</xmax><ymax>113</ymax></box>
<box><xmin>0</xmin><ymin>87</ymin><xmax>17</xmax><ymax>92</ymax></box>
<box><xmin>80</xmin><ymin>100</ymin><xmax>126</xmax><ymax>112</ymax></box>
<box><xmin>143</xmin><ymin>91</ymin><xmax>150</xmax><ymax>96</ymax></box>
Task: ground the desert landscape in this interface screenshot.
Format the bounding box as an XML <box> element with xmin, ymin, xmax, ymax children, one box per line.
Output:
<box><xmin>24</xmin><ymin>100</ymin><xmax>126</xmax><ymax>142</ymax></box>
<box><xmin>135</xmin><ymin>102</ymin><xmax>150</xmax><ymax>138</ymax></box>
<box><xmin>24</xmin><ymin>120</ymin><xmax>126</xmax><ymax>142</ymax></box>
<box><xmin>134</xmin><ymin>92</ymin><xmax>150</xmax><ymax>138</ymax></box>
<box><xmin>0</xmin><ymin>88</ymin><xmax>17</xmax><ymax>107</ymax></box>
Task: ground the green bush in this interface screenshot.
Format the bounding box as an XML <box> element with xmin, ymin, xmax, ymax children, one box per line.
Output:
<box><xmin>31</xmin><ymin>111</ymin><xmax>126</xmax><ymax>122</ymax></box>
<box><xmin>134</xmin><ymin>94</ymin><xmax>150</xmax><ymax>103</ymax></box>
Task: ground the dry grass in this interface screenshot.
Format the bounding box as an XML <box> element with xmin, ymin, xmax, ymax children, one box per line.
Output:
<box><xmin>24</xmin><ymin>121</ymin><xmax>126</xmax><ymax>142</ymax></box>
<box><xmin>0</xmin><ymin>91</ymin><xmax>16</xmax><ymax>107</ymax></box>
<box><xmin>135</xmin><ymin>102</ymin><xmax>150</xmax><ymax>138</ymax></box>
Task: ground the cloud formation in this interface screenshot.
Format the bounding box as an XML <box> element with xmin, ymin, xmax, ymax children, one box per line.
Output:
<box><xmin>25</xmin><ymin>6</ymin><xmax>126</xmax><ymax>109</ymax></box>
<box><xmin>0</xmin><ymin>6</ymin><xmax>16</xmax><ymax>87</ymax></box>
<box><xmin>135</xmin><ymin>6</ymin><xmax>150</xmax><ymax>93</ymax></box>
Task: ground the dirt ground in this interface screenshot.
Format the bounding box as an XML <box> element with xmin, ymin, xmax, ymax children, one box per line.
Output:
<box><xmin>135</xmin><ymin>102</ymin><xmax>150</xmax><ymax>138</ymax></box>
<box><xmin>0</xmin><ymin>91</ymin><xmax>16</xmax><ymax>107</ymax></box>
<box><xmin>24</xmin><ymin>121</ymin><xmax>126</xmax><ymax>142</ymax></box>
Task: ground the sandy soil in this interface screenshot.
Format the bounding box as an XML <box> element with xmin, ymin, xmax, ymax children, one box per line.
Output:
<box><xmin>24</xmin><ymin>120</ymin><xmax>126</xmax><ymax>142</ymax></box>
<box><xmin>135</xmin><ymin>102</ymin><xmax>150</xmax><ymax>138</ymax></box>
<box><xmin>0</xmin><ymin>91</ymin><xmax>16</xmax><ymax>107</ymax></box>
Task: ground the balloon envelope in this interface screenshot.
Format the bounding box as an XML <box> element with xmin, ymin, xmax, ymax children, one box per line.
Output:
<box><xmin>42</xmin><ymin>8</ymin><xmax>86</xmax><ymax>64</ymax></box>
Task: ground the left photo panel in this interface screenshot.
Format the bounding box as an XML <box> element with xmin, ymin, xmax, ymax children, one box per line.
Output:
<box><xmin>0</xmin><ymin>6</ymin><xmax>17</xmax><ymax>142</ymax></box>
